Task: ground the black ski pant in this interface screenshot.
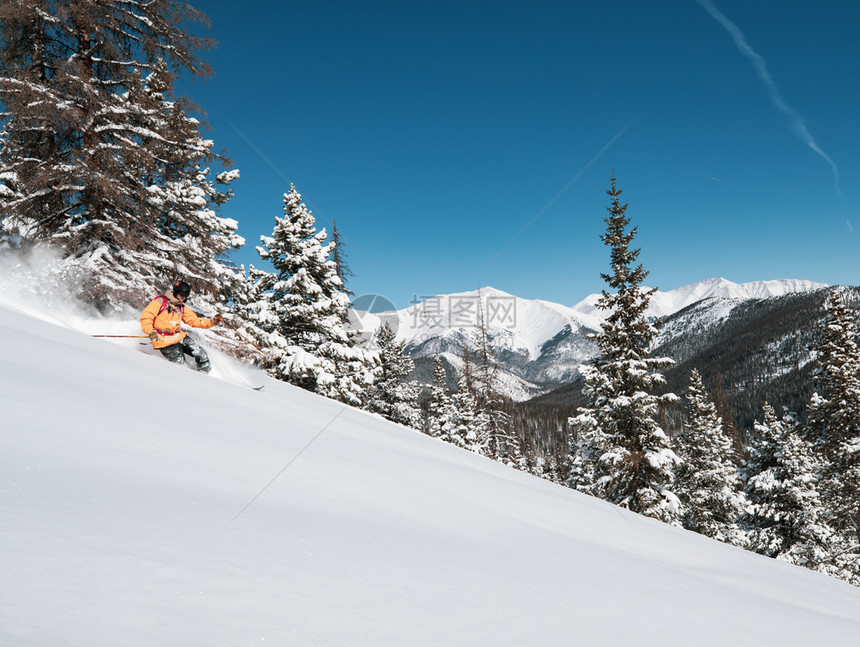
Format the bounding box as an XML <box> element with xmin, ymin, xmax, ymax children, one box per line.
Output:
<box><xmin>159</xmin><ymin>335</ymin><xmax>211</xmax><ymax>373</ymax></box>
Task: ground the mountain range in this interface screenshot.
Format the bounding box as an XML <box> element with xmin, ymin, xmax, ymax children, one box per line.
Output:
<box><xmin>571</xmin><ymin>277</ymin><xmax>828</xmax><ymax>320</ymax></box>
<box><xmin>354</xmin><ymin>277</ymin><xmax>831</xmax><ymax>405</ymax></box>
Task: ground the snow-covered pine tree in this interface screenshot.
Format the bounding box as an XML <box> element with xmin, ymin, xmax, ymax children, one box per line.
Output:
<box><xmin>251</xmin><ymin>185</ymin><xmax>378</xmax><ymax>405</ymax></box>
<box><xmin>674</xmin><ymin>370</ymin><xmax>747</xmax><ymax>546</ymax></box>
<box><xmin>365</xmin><ymin>322</ymin><xmax>421</xmax><ymax>429</ymax></box>
<box><xmin>566</xmin><ymin>408</ymin><xmax>606</xmax><ymax>493</ymax></box>
<box><xmin>539</xmin><ymin>453</ymin><xmax>564</xmax><ymax>485</ymax></box>
<box><xmin>425</xmin><ymin>355</ymin><xmax>453</xmax><ymax>438</ymax></box>
<box><xmin>567</xmin><ymin>175</ymin><xmax>681</xmax><ymax>525</ymax></box>
<box><xmin>806</xmin><ymin>287</ymin><xmax>860</xmax><ymax>584</ymax></box>
<box><xmin>0</xmin><ymin>1</ymin><xmax>240</xmax><ymax>311</ymax></box>
<box><xmin>426</xmin><ymin>347</ymin><xmax>487</xmax><ymax>452</ymax></box>
<box><xmin>441</xmin><ymin>376</ymin><xmax>490</xmax><ymax>454</ymax></box>
<box><xmin>138</xmin><ymin>64</ymin><xmax>243</xmax><ymax>302</ymax></box>
<box><xmin>743</xmin><ymin>404</ymin><xmax>833</xmax><ymax>573</ymax></box>
<box><xmin>213</xmin><ymin>263</ymin><xmax>277</xmax><ymax>364</ymax></box>
<box><xmin>472</xmin><ymin>299</ymin><xmax>523</xmax><ymax>468</ymax></box>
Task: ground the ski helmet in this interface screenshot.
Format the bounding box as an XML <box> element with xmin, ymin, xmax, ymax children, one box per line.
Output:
<box><xmin>173</xmin><ymin>280</ymin><xmax>191</xmax><ymax>299</ymax></box>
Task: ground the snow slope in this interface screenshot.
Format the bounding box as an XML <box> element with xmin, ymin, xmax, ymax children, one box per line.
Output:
<box><xmin>2</xmin><ymin>303</ymin><xmax>860</xmax><ymax>646</ymax></box>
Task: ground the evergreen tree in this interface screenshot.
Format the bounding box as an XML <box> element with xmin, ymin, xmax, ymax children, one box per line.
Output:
<box><xmin>472</xmin><ymin>299</ymin><xmax>523</xmax><ymax>468</ymax></box>
<box><xmin>540</xmin><ymin>453</ymin><xmax>564</xmax><ymax>485</ymax></box>
<box><xmin>330</xmin><ymin>219</ymin><xmax>354</xmax><ymax>298</ymax></box>
<box><xmin>365</xmin><ymin>322</ymin><xmax>421</xmax><ymax>428</ymax></box>
<box><xmin>807</xmin><ymin>288</ymin><xmax>860</xmax><ymax>583</ymax></box>
<box><xmin>442</xmin><ymin>376</ymin><xmax>490</xmax><ymax>454</ymax></box>
<box><xmin>136</xmin><ymin>64</ymin><xmax>243</xmax><ymax>305</ymax></box>
<box><xmin>225</xmin><ymin>263</ymin><xmax>279</xmax><ymax>363</ymax></box>
<box><xmin>674</xmin><ymin>370</ymin><xmax>747</xmax><ymax>546</ymax></box>
<box><xmin>567</xmin><ymin>409</ymin><xmax>606</xmax><ymax>493</ymax></box>
<box><xmin>568</xmin><ymin>175</ymin><xmax>681</xmax><ymax>525</ymax></box>
<box><xmin>0</xmin><ymin>1</ymin><xmax>238</xmax><ymax>310</ymax></box>
<box><xmin>250</xmin><ymin>185</ymin><xmax>377</xmax><ymax>405</ymax></box>
<box><xmin>426</xmin><ymin>355</ymin><xmax>453</xmax><ymax>438</ymax></box>
<box><xmin>743</xmin><ymin>404</ymin><xmax>832</xmax><ymax>572</ymax></box>
<box><xmin>423</xmin><ymin>350</ymin><xmax>489</xmax><ymax>454</ymax></box>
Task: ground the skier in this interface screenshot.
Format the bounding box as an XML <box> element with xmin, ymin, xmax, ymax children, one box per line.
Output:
<box><xmin>140</xmin><ymin>280</ymin><xmax>224</xmax><ymax>373</ymax></box>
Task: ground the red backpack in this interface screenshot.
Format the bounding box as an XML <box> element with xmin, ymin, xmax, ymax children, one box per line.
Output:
<box><xmin>152</xmin><ymin>295</ymin><xmax>184</xmax><ymax>318</ymax></box>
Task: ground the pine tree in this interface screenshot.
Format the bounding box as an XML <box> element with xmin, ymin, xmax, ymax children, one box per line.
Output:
<box><xmin>568</xmin><ymin>175</ymin><xmax>681</xmax><ymax>525</ymax></box>
<box><xmin>807</xmin><ymin>288</ymin><xmax>860</xmax><ymax>583</ymax></box>
<box><xmin>424</xmin><ymin>350</ymin><xmax>489</xmax><ymax>454</ymax></box>
<box><xmin>135</xmin><ymin>64</ymin><xmax>243</xmax><ymax>306</ymax></box>
<box><xmin>426</xmin><ymin>355</ymin><xmax>453</xmax><ymax>438</ymax></box>
<box><xmin>674</xmin><ymin>370</ymin><xmax>747</xmax><ymax>546</ymax></box>
<box><xmin>472</xmin><ymin>299</ymin><xmax>523</xmax><ymax>468</ymax></box>
<box><xmin>225</xmin><ymin>263</ymin><xmax>279</xmax><ymax>363</ymax></box>
<box><xmin>330</xmin><ymin>219</ymin><xmax>354</xmax><ymax>298</ymax></box>
<box><xmin>0</xmin><ymin>1</ymin><xmax>240</xmax><ymax>310</ymax></box>
<box><xmin>442</xmin><ymin>376</ymin><xmax>490</xmax><ymax>454</ymax></box>
<box><xmin>743</xmin><ymin>404</ymin><xmax>833</xmax><ymax>572</ymax></box>
<box><xmin>567</xmin><ymin>408</ymin><xmax>606</xmax><ymax>493</ymax></box>
<box><xmin>365</xmin><ymin>322</ymin><xmax>421</xmax><ymax>428</ymax></box>
<box><xmin>251</xmin><ymin>185</ymin><xmax>377</xmax><ymax>405</ymax></box>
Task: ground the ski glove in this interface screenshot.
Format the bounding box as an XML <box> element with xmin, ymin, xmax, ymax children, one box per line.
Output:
<box><xmin>212</xmin><ymin>314</ymin><xmax>224</xmax><ymax>325</ymax></box>
<box><xmin>148</xmin><ymin>331</ymin><xmax>159</xmax><ymax>342</ymax></box>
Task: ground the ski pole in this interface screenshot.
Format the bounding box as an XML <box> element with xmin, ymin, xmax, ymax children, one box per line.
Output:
<box><xmin>185</xmin><ymin>309</ymin><xmax>266</xmax><ymax>356</ymax></box>
<box><xmin>205</xmin><ymin>313</ymin><xmax>264</xmax><ymax>353</ymax></box>
<box><xmin>233</xmin><ymin>328</ymin><xmax>265</xmax><ymax>353</ymax></box>
<box><xmin>92</xmin><ymin>335</ymin><xmax>150</xmax><ymax>338</ymax></box>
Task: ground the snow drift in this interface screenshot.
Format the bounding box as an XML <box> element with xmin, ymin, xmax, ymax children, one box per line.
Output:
<box><xmin>1</xmin><ymin>300</ymin><xmax>859</xmax><ymax>646</ymax></box>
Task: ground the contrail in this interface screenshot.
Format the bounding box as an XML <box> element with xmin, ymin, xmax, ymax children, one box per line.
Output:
<box><xmin>696</xmin><ymin>0</ymin><xmax>840</xmax><ymax>195</ymax></box>
<box><xmin>697</xmin><ymin>171</ymin><xmax>724</xmax><ymax>184</ymax></box>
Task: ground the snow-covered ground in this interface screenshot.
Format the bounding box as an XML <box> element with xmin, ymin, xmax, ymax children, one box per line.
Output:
<box><xmin>2</xmin><ymin>298</ymin><xmax>860</xmax><ymax>646</ymax></box>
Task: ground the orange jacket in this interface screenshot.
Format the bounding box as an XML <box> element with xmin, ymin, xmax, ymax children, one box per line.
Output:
<box><xmin>140</xmin><ymin>294</ymin><xmax>214</xmax><ymax>349</ymax></box>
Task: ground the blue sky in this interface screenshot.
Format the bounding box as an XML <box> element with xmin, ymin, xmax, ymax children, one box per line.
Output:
<box><xmin>180</xmin><ymin>0</ymin><xmax>860</xmax><ymax>308</ymax></box>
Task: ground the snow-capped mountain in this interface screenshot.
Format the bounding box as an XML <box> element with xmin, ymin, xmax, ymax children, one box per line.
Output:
<box><xmin>359</xmin><ymin>286</ymin><xmax>600</xmax><ymax>360</ymax></box>
<box><xmin>652</xmin><ymin>286</ymin><xmax>851</xmax><ymax>431</ymax></box>
<box><xmin>353</xmin><ymin>278</ymin><xmax>829</xmax><ymax>401</ymax></box>
<box><xmin>353</xmin><ymin>287</ymin><xmax>602</xmax><ymax>400</ymax></box>
<box><xmin>571</xmin><ymin>277</ymin><xmax>829</xmax><ymax>320</ymax></box>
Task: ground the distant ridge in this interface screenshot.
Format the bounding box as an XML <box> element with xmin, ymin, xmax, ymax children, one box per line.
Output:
<box><xmin>349</xmin><ymin>278</ymin><xmax>830</xmax><ymax>402</ymax></box>
<box><xmin>358</xmin><ymin>286</ymin><xmax>600</xmax><ymax>360</ymax></box>
<box><xmin>571</xmin><ymin>278</ymin><xmax>829</xmax><ymax>320</ymax></box>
